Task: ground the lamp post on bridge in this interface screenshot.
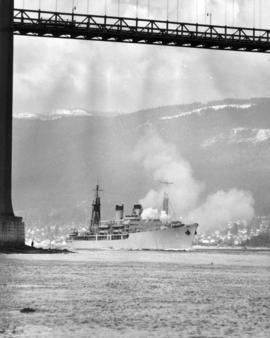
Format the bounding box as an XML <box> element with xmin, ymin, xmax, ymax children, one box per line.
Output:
<box><xmin>206</xmin><ymin>12</ymin><xmax>212</xmax><ymax>25</ymax></box>
<box><xmin>0</xmin><ymin>0</ymin><xmax>25</xmax><ymax>248</ymax></box>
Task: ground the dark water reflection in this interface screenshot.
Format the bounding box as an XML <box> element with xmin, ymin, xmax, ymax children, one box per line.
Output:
<box><xmin>0</xmin><ymin>250</ymin><xmax>269</xmax><ymax>337</ymax></box>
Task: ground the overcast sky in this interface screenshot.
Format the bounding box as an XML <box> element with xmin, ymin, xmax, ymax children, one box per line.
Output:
<box><xmin>13</xmin><ymin>0</ymin><xmax>270</xmax><ymax>115</ymax></box>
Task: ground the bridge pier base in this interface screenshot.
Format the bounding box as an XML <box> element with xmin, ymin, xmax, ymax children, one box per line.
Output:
<box><xmin>0</xmin><ymin>0</ymin><xmax>25</xmax><ymax>248</ymax></box>
<box><xmin>0</xmin><ymin>217</ymin><xmax>25</xmax><ymax>248</ymax></box>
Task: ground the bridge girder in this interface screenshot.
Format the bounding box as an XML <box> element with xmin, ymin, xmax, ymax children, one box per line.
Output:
<box><xmin>13</xmin><ymin>9</ymin><xmax>270</xmax><ymax>53</ymax></box>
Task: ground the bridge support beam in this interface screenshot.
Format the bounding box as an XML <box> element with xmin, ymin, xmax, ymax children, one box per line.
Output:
<box><xmin>0</xmin><ymin>0</ymin><xmax>24</xmax><ymax>248</ymax></box>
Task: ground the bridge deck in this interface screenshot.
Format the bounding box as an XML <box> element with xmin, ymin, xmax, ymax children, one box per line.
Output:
<box><xmin>13</xmin><ymin>9</ymin><xmax>270</xmax><ymax>53</ymax></box>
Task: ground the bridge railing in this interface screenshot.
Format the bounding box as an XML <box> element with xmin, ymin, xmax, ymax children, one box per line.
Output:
<box><xmin>13</xmin><ymin>9</ymin><xmax>270</xmax><ymax>52</ymax></box>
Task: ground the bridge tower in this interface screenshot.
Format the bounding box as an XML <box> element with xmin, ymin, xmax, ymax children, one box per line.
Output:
<box><xmin>0</xmin><ymin>0</ymin><xmax>25</xmax><ymax>248</ymax></box>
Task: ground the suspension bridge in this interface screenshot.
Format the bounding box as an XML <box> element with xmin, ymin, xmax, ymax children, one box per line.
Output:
<box><xmin>1</xmin><ymin>0</ymin><xmax>269</xmax><ymax>247</ymax></box>
<box><xmin>13</xmin><ymin>0</ymin><xmax>270</xmax><ymax>53</ymax></box>
<box><xmin>13</xmin><ymin>8</ymin><xmax>270</xmax><ymax>53</ymax></box>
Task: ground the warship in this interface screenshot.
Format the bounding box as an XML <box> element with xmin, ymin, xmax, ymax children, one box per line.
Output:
<box><xmin>67</xmin><ymin>185</ymin><xmax>198</xmax><ymax>250</ymax></box>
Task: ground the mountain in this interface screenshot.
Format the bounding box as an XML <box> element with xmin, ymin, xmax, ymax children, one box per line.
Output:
<box><xmin>12</xmin><ymin>97</ymin><xmax>270</xmax><ymax>227</ymax></box>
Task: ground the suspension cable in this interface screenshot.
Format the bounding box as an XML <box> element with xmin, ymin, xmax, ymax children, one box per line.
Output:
<box><xmin>166</xmin><ymin>0</ymin><xmax>168</xmax><ymax>21</ymax></box>
<box><xmin>225</xmin><ymin>0</ymin><xmax>227</xmax><ymax>26</ymax></box>
<box><xmin>205</xmin><ymin>0</ymin><xmax>207</xmax><ymax>24</ymax></box>
<box><xmin>253</xmin><ymin>0</ymin><xmax>255</xmax><ymax>27</ymax></box>
<box><xmin>177</xmin><ymin>0</ymin><xmax>179</xmax><ymax>22</ymax></box>
<box><xmin>232</xmin><ymin>0</ymin><xmax>235</xmax><ymax>26</ymax></box>
<box><xmin>196</xmin><ymin>0</ymin><xmax>198</xmax><ymax>23</ymax></box>
<box><xmin>259</xmin><ymin>0</ymin><xmax>262</xmax><ymax>28</ymax></box>
<box><xmin>136</xmin><ymin>0</ymin><xmax>139</xmax><ymax>18</ymax></box>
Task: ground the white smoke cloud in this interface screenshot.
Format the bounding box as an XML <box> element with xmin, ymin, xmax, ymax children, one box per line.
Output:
<box><xmin>159</xmin><ymin>210</ymin><xmax>171</xmax><ymax>224</ymax></box>
<box><xmin>134</xmin><ymin>129</ymin><xmax>204</xmax><ymax>215</ymax></box>
<box><xmin>134</xmin><ymin>129</ymin><xmax>255</xmax><ymax>232</ymax></box>
<box><xmin>188</xmin><ymin>189</ymin><xmax>255</xmax><ymax>232</ymax></box>
<box><xmin>141</xmin><ymin>208</ymin><xmax>159</xmax><ymax>220</ymax></box>
<box><xmin>141</xmin><ymin>208</ymin><xmax>171</xmax><ymax>224</ymax></box>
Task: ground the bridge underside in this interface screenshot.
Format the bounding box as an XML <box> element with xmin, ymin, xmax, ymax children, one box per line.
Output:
<box><xmin>13</xmin><ymin>9</ymin><xmax>270</xmax><ymax>53</ymax></box>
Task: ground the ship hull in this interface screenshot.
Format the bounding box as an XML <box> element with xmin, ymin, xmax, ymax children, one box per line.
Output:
<box><xmin>69</xmin><ymin>223</ymin><xmax>198</xmax><ymax>251</ymax></box>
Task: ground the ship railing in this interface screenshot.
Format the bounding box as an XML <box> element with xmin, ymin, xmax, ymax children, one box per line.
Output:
<box><xmin>111</xmin><ymin>234</ymin><xmax>129</xmax><ymax>240</ymax></box>
<box><xmin>72</xmin><ymin>233</ymin><xmax>129</xmax><ymax>241</ymax></box>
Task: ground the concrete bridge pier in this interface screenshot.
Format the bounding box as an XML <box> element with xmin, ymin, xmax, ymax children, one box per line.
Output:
<box><xmin>0</xmin><ymin>0</ymin><xmax>25</xmax><ymax>248</ymax></box>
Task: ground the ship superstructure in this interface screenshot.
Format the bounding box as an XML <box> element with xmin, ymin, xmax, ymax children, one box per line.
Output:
<box><xmin>68</xmin><ymin>185</ymin><xmax>198</xmax><ymax>250</ymax></box>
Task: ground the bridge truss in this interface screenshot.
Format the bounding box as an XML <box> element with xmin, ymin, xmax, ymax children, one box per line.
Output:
<box><xmin>13</xmin><ymin>9</ymin><xmax>270</xmax><ymax>53</ymax></box>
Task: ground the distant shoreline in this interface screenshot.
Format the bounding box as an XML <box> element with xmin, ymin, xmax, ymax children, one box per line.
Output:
<box><xmin>0</xmin><ymin>245</ymin><xmax>72</xmax><ymax>254</ymax></box>
<box><xmin>1</xmin><ymin>245</ymin><xmax>269</xmax><ymax>254</ymax></box>
<box><xmin>193</xmin><ymin>245</ymin><xmax>270</xmax><ymax>252</ymax></box>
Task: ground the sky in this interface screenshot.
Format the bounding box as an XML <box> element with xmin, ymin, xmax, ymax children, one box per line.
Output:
<box><xmin>13</xmin><ymin>0</ymin><xmax>270</xmax><ymax>115</ymax></box>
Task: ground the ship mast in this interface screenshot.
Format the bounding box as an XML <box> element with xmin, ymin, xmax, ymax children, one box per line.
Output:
<box><xmin>90</xmin><ymin>184</ymin><xmax>102</xmax><ymax>233</ymax></box>
<box><xmin>159</xmin><ymin>181</ymin><xmax>173</xmax><ymax>215</ymax></box>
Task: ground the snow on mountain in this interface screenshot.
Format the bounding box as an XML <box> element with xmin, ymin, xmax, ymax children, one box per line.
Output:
<box><xmin>202</xmin><ymin>128</ymin><xmax>270</xmax><ymax>147</ymax></box>
<box><xmin>13</xmin><ymin>112</ymin><xmax>38</xmax><ymax>119</ymax></box>
<box><xmin>255</xmin><ymin>129</ymin><xmax>270</xmax><ymax>142</ymax></box>
<box><xmin>51</xmin><ymin>109</ymin><xmax>93</xmax><ymax>119</ymax></box>
<box><xmin>14</xmin><ymin>109</ymin><xmax>94</xmax><ymax>120</ymax></box>
<box><xmin>160</xmin><ymin>103</ymin><xmax>254</xmax><ymax>121</ymax></box>
<box><xmin>14</xmin><ymin>102</ymin><xmax>255</xmax><ymax>121</ymax></box>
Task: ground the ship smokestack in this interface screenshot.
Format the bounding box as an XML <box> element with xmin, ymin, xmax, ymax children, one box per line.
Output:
<box><xmin>162</xmin><ymin>192</ymin><xmax>169</xmax><ymax>215</ymax></box>
<box><xmin>133</xmin><ymin>204</ymin><xmax>143</xmax><ymax>216</ymax></box>
<box><xmin>115</xmin><ymin>204</ymin><xmax>124</xmax><ymax>221</ymax></box>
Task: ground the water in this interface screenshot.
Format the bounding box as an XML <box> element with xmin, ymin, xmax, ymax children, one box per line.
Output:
<box><xmin>0</xmin><ymin>250</ymin><xmax>269</xmax><ymax>338</ymax></box>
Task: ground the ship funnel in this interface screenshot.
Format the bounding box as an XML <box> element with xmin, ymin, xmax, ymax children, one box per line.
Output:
<box><xmin>115</xmin><ymin>204</ymin><xmax>124</xmax><ymax>221</ymax></box>
<box><xmin>133</xmin><ymin>204</ymin><xmax>143</xmax><ymax>216</ymax></box>
<box><xmin>162</xmin><ymin>193</ymin><xmax>169</xmax><ymax>215</ymax></box>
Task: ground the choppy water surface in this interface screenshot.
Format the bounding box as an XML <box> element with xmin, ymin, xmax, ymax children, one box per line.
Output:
<box><xmin>0</xmin><ymin>250</ymin><xmax>269</xmax><ymax>338</ymax></box>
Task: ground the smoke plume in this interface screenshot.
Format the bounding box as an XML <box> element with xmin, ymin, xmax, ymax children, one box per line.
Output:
<box><xmin>134</xmin><ymin>129</ymin><xmax>204</xmax><ymax>215</ymax></box>
<box><xmin>134</xmin><ymin>129</ymin><xmax>255</xmax><ymax>232</ymax></box>
<box><xmin>188</xmin><ymin>189</ymin><xmax>255</xmax><ymax>232</ymax></box>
